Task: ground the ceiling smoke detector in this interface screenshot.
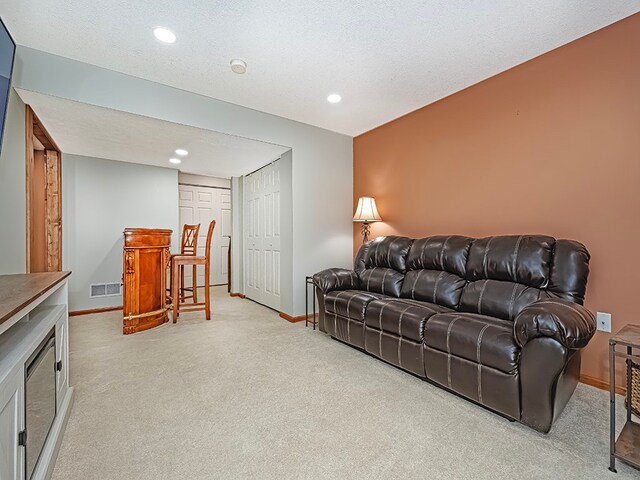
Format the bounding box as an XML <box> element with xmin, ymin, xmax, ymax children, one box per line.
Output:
<box><xmin>230</xmin><ymin>59</ymin><xmax>247</xmax><ymax>74</ymax></box>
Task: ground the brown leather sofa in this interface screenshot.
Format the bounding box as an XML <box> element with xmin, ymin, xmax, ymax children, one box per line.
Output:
<box><xmin>313</xmin><ymin>235</ymin><xmax>596</xmax><ymax>433</ymax></box>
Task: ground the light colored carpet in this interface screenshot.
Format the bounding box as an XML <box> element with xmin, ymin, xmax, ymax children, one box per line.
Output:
<box><xmin>53</xmin><ymin>286</ymin><xmax>636</xmax><ymax>479</ymax></box>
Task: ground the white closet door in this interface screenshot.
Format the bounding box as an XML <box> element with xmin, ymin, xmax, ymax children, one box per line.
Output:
<box><xmin>244</xmin><ymin>160</ymin><xmax>281</xmax><ymax>310</ymax></box>
<box><xmin>178</xmin><ymin>185</ymin><xmax>231</xmax><ymax>287</ymax></box>
<box><xmin>244</xmin><ymin>171</ymin><xmax>262</xmax><ymax>302</ymax></box>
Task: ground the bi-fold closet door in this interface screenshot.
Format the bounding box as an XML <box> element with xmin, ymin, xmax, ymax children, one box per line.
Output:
<box><xmin>244</xmin><ymin>160</ymin><xmax>281</xmax><ymax>311</ymax></box>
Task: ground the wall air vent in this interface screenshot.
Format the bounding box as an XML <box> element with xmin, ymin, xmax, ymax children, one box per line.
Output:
<box><xmin>90</xmin><ymin>282</ymin><xmax>122</xmax><ymax>298</ymax></box>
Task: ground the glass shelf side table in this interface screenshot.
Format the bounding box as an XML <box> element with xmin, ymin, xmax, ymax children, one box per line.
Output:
<box><xmin>305</xmin><ymin>276</ymin><xmax>318</xmax><ymax>330</ymax></box>
<box><xmin>609</xmin><ymin>324</ymin><xmax>640</xmax><ymax>473</ymax></box>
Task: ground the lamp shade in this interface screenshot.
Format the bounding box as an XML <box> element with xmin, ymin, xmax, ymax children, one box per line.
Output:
<box><xmin>353</xmin><ymin>196</ymin><xmax>382</xmax><ymax>222</ymax></box>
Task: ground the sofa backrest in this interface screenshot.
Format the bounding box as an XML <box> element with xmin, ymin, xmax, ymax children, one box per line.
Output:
<box><xmin>460</xmin><ymin>236</ymin><xmax>590</xmax><ymax>320</ymax></box>
<box><xmin>459</xmin><ymin>236</ymin><xmax>554</xmax><ymax>320</ymax></box>
<box><xmin>356</xmin><ymin>234</ymin><xmax>590</xmax><ymax>321</ymax></box>
<box><xmin>399</xmin><ymin>236</ymin><xmax>473</xmax><ymax>309</ymax></box>
<box><xmin>354</xmin><ymin>236</ymin><xmax>413</xmax><ymax>297</ymax></box>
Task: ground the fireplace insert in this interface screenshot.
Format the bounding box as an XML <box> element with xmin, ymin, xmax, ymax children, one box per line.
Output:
<box><xmin>23</xmin><ymin>328</ymin><xmax>57</xmax><ymax>480</ymax></box>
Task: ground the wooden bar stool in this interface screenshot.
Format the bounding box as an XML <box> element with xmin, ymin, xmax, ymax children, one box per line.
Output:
<box><xmin>171</xmin><ymin>220</ymin><xmax>216</xmax><ymax>322</ymax></box>
<box><xmin>170</xmin><ymin>224</ymin><xmax>200</xmax><ymax>304</ymax></box>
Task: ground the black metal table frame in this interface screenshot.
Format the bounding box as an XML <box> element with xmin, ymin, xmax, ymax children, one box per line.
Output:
<box><xmin>609</xmin><ymin>338</ymin><xmax>640</xmax><ymax>473</ymax></box>
<box><xmin>305</xmin><ymin>276</ymin><xmax>317</xmax><ymax>329</ymax></box>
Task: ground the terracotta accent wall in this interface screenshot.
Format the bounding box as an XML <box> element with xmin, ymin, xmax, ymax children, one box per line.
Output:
<box><xmin>353</xmin><ymin>13</ymin><xmax>640</xmax><ymax>384</ymax></box>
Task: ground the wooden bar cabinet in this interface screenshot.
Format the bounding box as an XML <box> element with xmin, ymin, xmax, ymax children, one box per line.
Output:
<box><xmin>122</xmin><ymin>228</ymin><xmax>172</xmax><ymax>334</ymax></box>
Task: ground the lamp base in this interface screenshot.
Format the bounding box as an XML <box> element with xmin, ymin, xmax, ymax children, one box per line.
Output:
<box><xmin>361</xmin><ymin>221</ymin><xmax>370</xmax><ymax>244</ymax></box>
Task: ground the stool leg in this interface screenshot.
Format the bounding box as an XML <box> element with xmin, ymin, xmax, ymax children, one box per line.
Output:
<box><xmin>193</xmin><ymin>265</ymin><xmax>198</xmax><ymax>303</ymax></box>
<box><xmin>168</xmin><ymin>260</ymin><xmax>173</xmax><ymax>304</ymax></box>
<box><xmin>180</xmin><ymin>265</ymin><xmax>185</xmax><ymax>301</ymax></box>
<box><xmin>172</xmin><ymin>260</ymin><xmax>180</xmax><ymax>323</ymax></box>
<box><xmin>205</xmin><ymin>261</ymin><xmax>211</xmax><ymax>320</ymax></box>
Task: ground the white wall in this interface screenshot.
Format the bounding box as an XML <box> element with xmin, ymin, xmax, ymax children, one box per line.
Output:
<box><xmin>277</xmin><ymin>151</ymin><xmax>294</xmax><ymax>314</ymax></box>
<box><xmin>0</xmin><ymin>88</ymin><xmax>26</xmax><ymax>273</ymax></box>
<box><xmin>230</xmin><ymin>176</ymin><xmax>244</xmax><ymax>294</ymax></box>
<box><xmin>63</xmin><ymin>154</ymin><xmax>178</xmax><ymax>311</ymax></box>
<box><xmin>178</xmin><ymin>172</ymin><xmax>230</xmax><ymax>189</ymax></box>
<box><xmin>15</xmin><ymin>46</ymin><xmax>353</xmax><ymax>316</ymax></box>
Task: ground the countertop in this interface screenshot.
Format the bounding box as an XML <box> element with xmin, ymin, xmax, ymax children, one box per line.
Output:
<box><xmin>0</xmin><ymin>272</ymin><xmax>71</xmax><ymax>326</ymax></box>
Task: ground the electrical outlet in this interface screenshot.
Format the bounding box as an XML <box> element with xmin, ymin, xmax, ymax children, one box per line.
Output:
<box><xmin>596</xmin><ymin>312</ymin><xmax>612</xmax><ymax>333</ymax></box>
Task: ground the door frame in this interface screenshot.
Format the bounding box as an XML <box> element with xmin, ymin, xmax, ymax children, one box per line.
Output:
<box><xmin>25</xmin><ymin>105</ymin><xmax>62</xmax><ymax>273</ymax></box>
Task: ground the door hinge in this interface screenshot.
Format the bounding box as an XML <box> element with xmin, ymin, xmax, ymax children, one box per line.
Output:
<box><xmin>18</xmin><ymin>430</ymin><xmax>27</xmax><ymax>447</ymax></box>
<box><xmin>56</xmin><ymin>360</ymin><xmax>63</xmax><ymax>372</ymax></box>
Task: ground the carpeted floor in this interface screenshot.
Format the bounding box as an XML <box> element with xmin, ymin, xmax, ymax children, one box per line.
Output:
<box><xmin>53</xmin><ymin>286</ymin><xmax>636</xmax><ymax>479</ymax></box>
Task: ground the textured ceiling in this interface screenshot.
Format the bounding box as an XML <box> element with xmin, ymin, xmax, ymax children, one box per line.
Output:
<box><xmin>3</xmin><ymin>2</ymin><xmax>639</xmax><ymax>136</ymax></box>
<box><xmin>17</xmin><ymin>90</ymin><xmax>289</xmax><ymax>178</ymax></box>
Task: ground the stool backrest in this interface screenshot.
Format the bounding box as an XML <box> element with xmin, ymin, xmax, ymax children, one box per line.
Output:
<box><xmin>181</xmin><ymin>224</ymin><xmax>200</xmax><ymax>255</ymax></box>
<box><xmin>205</xmin><ymin>220</ymin><xmax>216</xmax><ymax>267</ymax></box>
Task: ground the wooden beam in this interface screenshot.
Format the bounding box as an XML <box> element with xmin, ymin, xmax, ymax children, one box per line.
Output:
<box><xmin>25</xmin><ymin>105</ymin><xmax>34</xmax><ymax>272</ymax></box>
<box><xmin>26</xmin><ymin>105</ymin><xmax>63</xmax><ymax>273</ymax></box>
<box><xmin>29</xmin><ymin>106</ymin><xmax>60</xmax><ymax>152</ymax></box>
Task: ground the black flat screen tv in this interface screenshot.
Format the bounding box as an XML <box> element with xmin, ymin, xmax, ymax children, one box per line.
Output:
<box><xmin>0</xmin><ymin>17</ymin><xmax>16</xmax><ymax>157</ymax></box>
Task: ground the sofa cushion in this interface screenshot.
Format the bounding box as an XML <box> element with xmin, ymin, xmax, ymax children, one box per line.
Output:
<box><xmin>365</xmin><ymin>298</ymin><xmax>451</xmax><ymax>343</ymax></box>
<box><xmin>359</xmin><ymin>267</ymin><xmax>405</xmax><ymax>297</ymax></box>
<box><xmin>400</xmin><ymin>236</ymin><xmax>472</xmax><ymax>309</ymax></box>
<box><xmin>406</xmin><ymin>235</ymin><xmax>472</xmax><ymax>277</ymax></box>
<box><xmin>401</xmin><ymin>270</ymin><xmax>467</xmax><ymax>309</ymax></box>
<box><xmin>325</xmin><ymin>290</ymin><xmax>388</xmax><ymax>321</ymax></box>
<box><xmin>423</xmin><ymin>312</ymin><xmax>520</xmax><ymax>374</ymax></box>
<box><xmin>458</xmin><ymin>279</ymin><xmax>552</xmax><ymax>321</ymax></box>
<box><xmin>465</xmin><ymin>235</ymin><xmax>555</xmax><ymax>287</ymax></box>
<box><xmin>459</xmin><ymin>235</ymin><xmax>557</xmax><ymax>320</ymax></box>
<box><xmin>364</xmin><ymin>236</ymin><xmax>414</xmax><ymax>273</ymax></box>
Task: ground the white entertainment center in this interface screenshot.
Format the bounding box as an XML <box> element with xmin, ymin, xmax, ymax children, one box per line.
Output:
<box><xmin>0</xmin><ymin>273</ymin><xmax>74</xmax><ymax>480</ymax></box>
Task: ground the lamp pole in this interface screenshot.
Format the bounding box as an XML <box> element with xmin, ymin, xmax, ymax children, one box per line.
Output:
<box><xmin>362</xmin><ymin>220</ymin><xmax>371</xmax><ymax>243</ymax></box>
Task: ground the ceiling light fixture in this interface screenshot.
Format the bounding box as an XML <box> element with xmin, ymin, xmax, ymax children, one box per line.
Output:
<box><xmin>175</xmin><ymin>149</ymin><xmax>188</xmax><ymax>156</ymax></box>
<box><xmin>327</xmin><ymin>93</ymin><xmax>342</xmax><ymax>104</ymax></box>
<box><xmin>169</xmin><ymin>158</ymin><xmax>181</xmax><ymax>164</ymax></box>
<box><xmin>153</xmin><ymin>27</ymin><xmax>177</xmax><ymax>44</ymax></box>
<box><xmin>230</xmin><ymin>59</ymin><xmax>247</xmax><ymax>74</ymax></box>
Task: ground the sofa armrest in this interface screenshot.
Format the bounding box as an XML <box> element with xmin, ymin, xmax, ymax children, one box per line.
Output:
<box><xmin>513</xmin><ymin>298</ymin><xmax>596</xmax><ymax>349</ymax></box>
<box><xmin>312</xmin><ymin>268</ymin><xmax>359</xmax><ymax>294</ymax></box>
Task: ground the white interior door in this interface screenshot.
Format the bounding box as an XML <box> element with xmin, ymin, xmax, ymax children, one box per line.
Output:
<box><xmin>244</xmin><ymin>160</ymin><xmax>281</xmax><ymax>310</ymax></box>
<box><xmin>244</xmin><ymin>172</ymin><xmax>262</xmax><ymax>302</ymax></box>
<box><xmin>178</xmin><ymin>185</ymin><xmax>231</xmax><ymax>287</ymax></box>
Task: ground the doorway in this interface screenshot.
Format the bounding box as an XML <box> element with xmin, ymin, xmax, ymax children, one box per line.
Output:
<box><xmin>178</xmin><ymin>184</ymin><xmax>231</xmax><ymax>288</ymax></box>
<box><xmin>26</xmin><ymin>105</ymin><xmax>62</xmax><ymax>273</ymax></box>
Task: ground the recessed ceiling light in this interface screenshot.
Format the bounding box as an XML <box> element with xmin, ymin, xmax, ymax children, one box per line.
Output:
<box><xmin>230</xmin><ymin>59</ymin><xmax>247</xmax><ymax>74</ymax></box>
<box><xmin>175</xmin><ymin>149</ymin><xmax>188</xmax><ymax>156</ymax></box>
<box><xmin>153</xmin><ymin>27</ymin><xmax>176</xmax><ymax>44</ymax></box>
<box><xmin>169</xmin><ymin>158</ymin><xmax>181</xmax><ymax>164</ymax></box>
<box><xmin>327</xmin><ymin>93</ymin><xmax>342</xmax><ymax>104</ymax></box>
